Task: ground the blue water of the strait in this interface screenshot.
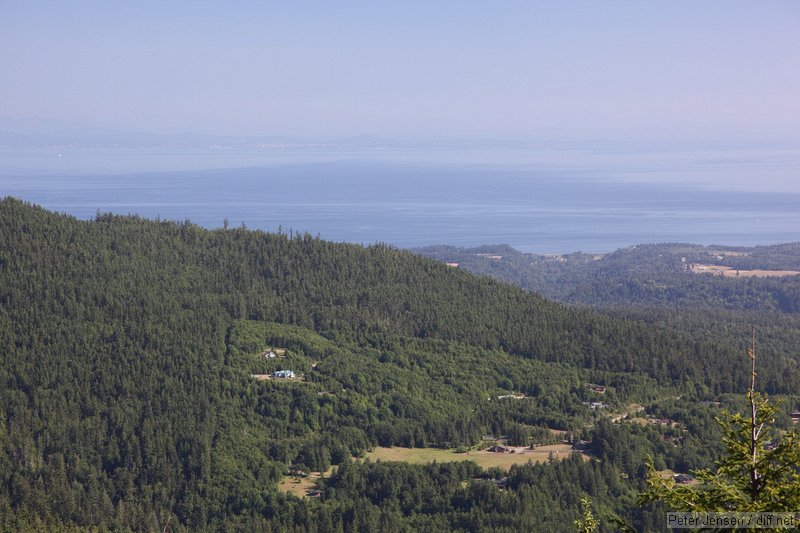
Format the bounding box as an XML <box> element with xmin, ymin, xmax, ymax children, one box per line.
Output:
<box><xmin>2</xmin><ymin>161</ymin><xmax>798</xmax><ymax>254</ymax></box>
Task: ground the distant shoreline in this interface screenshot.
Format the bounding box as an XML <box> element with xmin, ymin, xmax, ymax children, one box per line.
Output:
<box><xmin>3</xmin><ymin>161</ymin><xmax>799</xmax><ymax>255</ymax></box>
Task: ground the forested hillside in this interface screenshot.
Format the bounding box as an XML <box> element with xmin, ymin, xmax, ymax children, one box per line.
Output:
<box><xmin>414</xmin><ymin>243</ymin><xmax>800</xmax><ymax>393</ymax></box>
<box><xmin>414</xmin><ymin>243</ymin><xmax>800</xmax><ymax>312</ymax></box>
<box><xmin>1</xmin><ymin>198</ymin><xmax>797</xmax><ymax>531</ymax></box>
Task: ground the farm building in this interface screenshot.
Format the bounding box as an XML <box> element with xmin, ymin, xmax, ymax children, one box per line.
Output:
<box><xmin>490</xmin><ymin>477</ymin><xmax>508</xmax><ymax>488</ymax></box>
<box><xmin>572</xmin><ymin>440</ymin><xmax>592</xmax><ymax>452</ymax></box>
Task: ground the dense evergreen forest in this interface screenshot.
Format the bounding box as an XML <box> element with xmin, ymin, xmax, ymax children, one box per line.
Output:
<box><xmin>1</xmin><ymin>198</ymin><xmax>798</xmax><ymax>531</ymax></box>
<box><xmin>415</xmin><ymin>243</ymin><xmax>800</xmax><ymax>392</ymax></box>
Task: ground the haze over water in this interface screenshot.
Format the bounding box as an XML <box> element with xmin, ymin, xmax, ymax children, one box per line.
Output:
<box><xmin>3</xmin><ymin>151</ymin><xmax>798</xmax><ymax>254</ymax></box>
<box><xmin>3</xmin><ymin>3</ymin><xmax>799</xmax><ymax>253</ymax></box>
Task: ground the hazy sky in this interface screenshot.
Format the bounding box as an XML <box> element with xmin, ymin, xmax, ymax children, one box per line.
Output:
<box><xmin>2</xmin><ymin>1</ymin><xmax>799</xmax><ymax>139</ymax></box>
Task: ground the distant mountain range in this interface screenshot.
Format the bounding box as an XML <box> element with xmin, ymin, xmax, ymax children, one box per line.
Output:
<box><xmin>0</xmin><ymin>116</ymin><xmax>546</xmax><ymax>151</ymax></box>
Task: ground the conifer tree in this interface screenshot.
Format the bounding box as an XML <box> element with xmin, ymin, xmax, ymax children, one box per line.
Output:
<box><xmin>640</xmin><ymin>333</ymin><xmax>800</xmax><ymax>516</ymax></box>
<box><xmin>574</xmin><ymin>498</ymin><xmax>599</xmax><ymax>533</ymax></box>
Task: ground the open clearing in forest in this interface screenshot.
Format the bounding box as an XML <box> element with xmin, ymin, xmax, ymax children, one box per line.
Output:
<box><xmin>364</xmin><ymin>444</ymin><xmax>587</xmax><ymax>470</ymax></box>
<box><xmin>690</xmin><ymin>264</ymin><xmax>800</xmax><ymax>278</ymax></box>
<box><xmin>279</xmin><ymin>474</ymin><xmax>319</xmax><ymax>498</ymax></box>
<box><xmin>278</xmin><ymin>469</ymin><xmax>331</xmax><ymax>498</ymax></box>
<box><xmin>249</xmin><ymin>374</ymin><xmax>306</xmax><ymax>382</ymax></box>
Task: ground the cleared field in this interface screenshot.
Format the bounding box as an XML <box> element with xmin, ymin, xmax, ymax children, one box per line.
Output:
<box><xmin>278</xmin><ymin>469</ymin><xmax>331</xmax><ymax>498</ymax></box>
<box><xmin>707</xmin><ymin>250</ymin><xmax>752</xmax><ymax>258</ymax></box>
<box><xmin>278</xmin><ymin>475</ymin><xmax>318</xmax><ymax>498</ymax></box>
<box><xmin>249</xmin><ymin>374</ymin><xmax>306</xmax><ymax>382</ymax></box>
<box><xmin>364</xmin><ymin>444</ymin><xmax>586</xmax><ymax>470</ymax></box>
<box><xmin>690</xmin><ymin>264</ymin><xmax>800</xmax><ymax>278</ymax></box>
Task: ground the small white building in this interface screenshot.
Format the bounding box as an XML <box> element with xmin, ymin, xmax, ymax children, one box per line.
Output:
<box><xmin>264</xmin><ymin>351</ymin><xmax>277</xmax><ymax>359</ymax></box>
<box><xmin>273</xmin><ymin>370</ymin><xmax>296</xmax><ymax>379</ymax></box>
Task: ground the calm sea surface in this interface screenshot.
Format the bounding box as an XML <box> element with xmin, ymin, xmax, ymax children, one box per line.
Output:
<box><xmin>2</xmin><ymin>161</ymin><xmax>799</xmax><ymax>253</ymax></box>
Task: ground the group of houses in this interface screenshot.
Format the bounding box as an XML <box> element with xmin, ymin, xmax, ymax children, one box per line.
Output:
<box><xmin>571</xmin><ymin>440</ymin><xmax>592</xmax><ymax>452</ymax></box>
<box><xmin>647</xmin><ymin>416</ymin><xmax>680</xmax><ymax>428</ymax></box>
